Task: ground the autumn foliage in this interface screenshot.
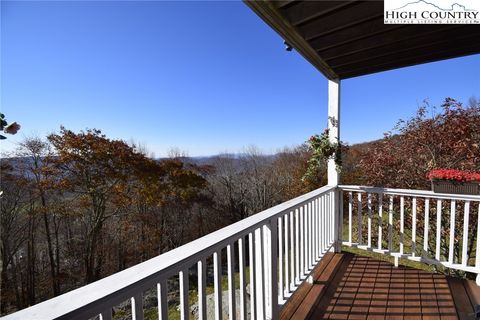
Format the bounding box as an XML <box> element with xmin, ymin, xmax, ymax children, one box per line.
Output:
<box><xmin>356</xmin><ymin>98</ymin><xmax>480</xmax><ymax>189</ymax></box>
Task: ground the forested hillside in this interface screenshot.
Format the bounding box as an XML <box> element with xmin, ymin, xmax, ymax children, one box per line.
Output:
<box><xmin>1</xmin><ymin>97</ymin><xmax>478</xmax><ymax>315</ymax></box>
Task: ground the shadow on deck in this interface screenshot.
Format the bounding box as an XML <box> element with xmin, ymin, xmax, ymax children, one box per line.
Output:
<box><xmin>280</xmin><ymin>252</ymin><xmax>480</xmax><ymax>320</ymax></box>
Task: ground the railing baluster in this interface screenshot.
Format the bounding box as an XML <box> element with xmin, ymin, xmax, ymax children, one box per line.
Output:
<box><xmin>263</xmin><ymin>226</ymin><xmax>270</xmax><ymax>312</ymax></box>
<box><xmin>309</xmin><ymin>202</ymin><xmax>313</xmax><ymax>267</ymax></box>
<box><xmin>310</xmin><ymin>199</ymin><xmax>316</xmax><ymax>268</ymax></box>
<box><xmin>305</xmin><ymin>202</ymin><xmax>312</xmax><ymax>264</ymax></box>
<box><xmin>423</xmin><ymin>199</ymin><xmax>430</xmax><ymax>258</ymax></box>
<box><xmin>436</xmin><ymin>200</ymin><xmax>442</xmax><ymax>261</ymax></box>
<box><xmin>328</xmin><ymin>192</ymin><xmax>332</xmax><ymax>245</ymax></box>
<box><xmin>317</xmin><ymin>197</ymin><xmax>321</xmax><ymax>258</ymax></box>
<box><xmin>378</xmin><ymin>193</ymin><xmax>383</xmax><ymax>250</ymax></box>
<box><xmin>462</xmin><ymin>202</ymin><xmax>470</xmax><ymax>267</ymax></box>
<box><xmin>278</xmin><ymin>217</ymin><xmax>284</xmax><ymax>302</ymax></box>
<box><xmin>290</xmin><ymin>210</ymin><xmax>295</xmax><ymax>289</ymax></box>
<box><xmin>448</xmin><ymin>200</ymin><xmax>456</xmax><ymax>264</ymax></box>
<box><xmin>268</xmin><ymin>219</ymin><xmax>279</xmax><ymax>319</ymax></box>
<box><xmin>318</xmin><ymin>196</ymin><xmax>322</xmax><ymax>253</ymax></box>
<box><xmin>299</xmin><ymin>206</ymin><xmax>304</xmax><ymax>277</ymax></box>
<box><xmin>338</xmin><ymin>191</ymin><xmax>343</xmax><ymax>252</ymax></box>
<box><xmin>304</xmin><ymin>202</ymin><xmax>312</xmax><ymax>268</ymax></box>
<box><xmin>319</xmin><ymin>195</ymin><xmax>322</xmax><ymax>253</ymax></box>
<box><xmin>332</xmin><ymin>191</ymin><xmax>335</xmax><ymax>245</ymax></box>
<box><xmin>307</xmin><ymin>203</ymin><xmax>312</xmax><ymax>269</ymax></box>
<box><xmin>198</xmin><ymin>259</ymin><xmax>207</xmax><ymax>320</ymax></box>
<box><xmin>322</xmin><ymin>194</ymin><xmax>325</xmax><ymax>250</ymax></box>
<box><xmin>158</xmin><ymin>280</ymin><xmax>168</xmax><ymax>320</ymax></box>
<box><xmin>476</xmin><ymin>203</ymin><xmax>480</xmax><ymax>285</ymax></box>
<box><xmin>263</xmin><ymin>225</ymin><xmax>271</xmax><ymax>317</ymax></box>
<box><xmin>412</xmin><ymin>197</ymin><xmax>417</xmax><ymax>257</ymax></box>
<box><xmin>248</xmin><ymin>232</ymin><xmax>257</xmax><ymax>320</ymax></box>
<box><xmin>400</xmin><ymin>196</ymin><xmax>404</xmax><ymax>255</ymax></box>
<box><xmin>214</xmin><ymin>250</ymin><xmax>223</xmax><ymax>320</ymax></box>
<box><xmin>314</xmin><ymin>198</ymin><xmax>318</xmax><ymax>260</ymax></box>
<box><xmin>263</xmin><ymin>226</ymin><xmax>270</xmax><ymax>317</ymax></box>
<box><xmin>131</xmin><ymin>293</ymin><xmax>144</xmax><ymax>320</ymax></box>
<box><xmin>319</xmin><ymin>195</ymin><xmax>325</xmax><ymax>254</ymax></box>
<box><xmin>327</xmin><ymin>193</ymin><xmax>330</xmax><ymax>246</ymax></box>
<box><xmin>255</xmin><ymin>228</ymin><xmax>265</xmax><ymax>319</ymax></box>
<box><xmin>348</xmin><ymin>192</ymin><xmax>353</xmax><ymax>245</ymax></box>
<box><xmin>358</xmin><ymin>193</ymin><xmax>362</xmax><ymax>245</ymax></box>
<box><xmin>322</xmin><ymin>194</ymin><xmax>326</xmax><ymax>252</ymax></box>
<box><xmin>329</xmin><ymin>192</ymin><xmax>333</xmax><ymax>245</ymax></box>
<box><xmin>179</xmin><ymin>269</ymin><xmax>189</xmax><ymax>320</ymax></box>
<box><xmin>329</xmin><ymin>192</ymin><xmax>332</xmax><ymax>245</ymax></box>
<box><xmin>295</xmin><ymin>208</ymin><xmax>300</xmax><ymax>284</ymax></box>
<box><xmin>284</xmin><ymin>214</ymin><xmax>289</xmax><ymax>294</ymax></box>
<box><xmin>238</xmin><ymin>238</ymin><xmax>246</xmax><ymax>320</ymax></box>
<box><xmin>367</xmin><ymin>193</ymin><xmax>372</xmax><ymax>248</ymax></box>
<box><xmin>227</xmin><ymin>243</ymin><xmax>236</xmax><ymax>320</ymax></box>
<box><xmin>388</xmin><ymin>196</ymin><xmax>393</xmax><ymax>252</ymax></box>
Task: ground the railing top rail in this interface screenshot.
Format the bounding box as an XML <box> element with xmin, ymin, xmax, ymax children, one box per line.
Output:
<box><xmin>3</xmin><ymin>185</ymin><xmax>335</xmax><ymax>320</ymax></box>
<box><xmin>339</xmin><ymin>185</ymin><xmax>480</xmax><ymax>201</ymax></box>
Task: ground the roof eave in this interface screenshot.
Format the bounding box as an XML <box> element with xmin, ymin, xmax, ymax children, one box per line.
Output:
<box><xmin>244</xmin><ymin>0</ymin><xmax>340</xmax><ymax>80</ymax></box>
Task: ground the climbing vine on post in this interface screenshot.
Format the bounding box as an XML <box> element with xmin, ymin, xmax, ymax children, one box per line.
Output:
<box><xmin>302</xmin><ymin>128</ymin><xmax>344</xmax><ymax>182</ymax></box>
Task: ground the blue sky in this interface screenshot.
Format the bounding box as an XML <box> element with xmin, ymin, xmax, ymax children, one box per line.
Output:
<box><xmin>2</xmin><ymin>1</ymin><xmax>479</xmax><ymax>157</ymax></box>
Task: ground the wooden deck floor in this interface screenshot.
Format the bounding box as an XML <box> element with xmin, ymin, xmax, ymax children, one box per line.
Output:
<box><xmin>280</xmin><ymin>252</ymin><xmax>480</xmax><ymax>320</ymax></box>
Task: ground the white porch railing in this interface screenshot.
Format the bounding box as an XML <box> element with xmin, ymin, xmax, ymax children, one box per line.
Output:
<box><xmin>4</xmin><ymin>184</ymin><xmax>480</xmax><ymax>320</ymax></box>
<box><xmin>339</xmin><ymin>185</ymin><xmax>480</xmax><ymax>280</ymax></box>
<box><xmin>2</xmin><ymin>185</ymin><xmax>338</xmax><ymax>320</ymax></box>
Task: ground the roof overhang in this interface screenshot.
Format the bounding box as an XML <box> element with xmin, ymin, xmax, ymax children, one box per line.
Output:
<box><xmin>244</xmin><ymin>0</ymin><xmax>480</xmax><ymax>80</ymax></box>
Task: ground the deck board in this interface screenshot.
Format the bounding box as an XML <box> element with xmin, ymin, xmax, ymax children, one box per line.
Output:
<box><xmin>278</xmin><ymin>252</ymin><xmax>480</xmax><ymax>320</ymax></box>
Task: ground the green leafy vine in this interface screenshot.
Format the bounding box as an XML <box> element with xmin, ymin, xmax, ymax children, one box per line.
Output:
<box><xmin>302</xmin><ymin>129</ymin><xmax>343</xmax><ymax>181</ymax></box>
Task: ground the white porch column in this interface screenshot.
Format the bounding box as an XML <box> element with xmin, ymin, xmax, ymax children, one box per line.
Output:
<box><xmin>327</xmin><ymin>78</ymin><xmax>341</xmax><ymax>186</ymax></box>
<box><xmin>328</xmin><ymin>79</ymin><xmax>342</xmax><ymax>252</ymax></box>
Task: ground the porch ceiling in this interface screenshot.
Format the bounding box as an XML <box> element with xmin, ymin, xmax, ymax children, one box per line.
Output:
<box><xmin>244</xmin><ymin>0</ymin><xmax>480</xmax><ymax>80</ymax></box>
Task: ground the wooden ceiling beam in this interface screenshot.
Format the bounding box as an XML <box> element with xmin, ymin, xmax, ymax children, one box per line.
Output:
<box><xmin>325</xmin><ymin>26</ymin><xmax>471</xmax><ymax>66</ymax></box>
<box><xmin>338</xmin><ymin>44</ymin><xmax>480</xmax><ymax>79</ymax></box>
<box><xmin>281</xmin><ymin>1</ymin><xmax>355</xmax><ymax>27</ymax></box>
<box><xmin>308</xmin><ymin>20</ymin><xmax>404</xmax><ymax>52</ymax></box>
<box><xmin>330</xmin><ymin>31</ymin><xmax>480</xmax><ymax>71</ymax></box>
<box><xmin>321</xmin><ymin>25</ymin><xmax>461</xmax><ymax>62</ymax></box>
<box><xmin>299</xmin><ymin>1</ymin><xmax>383</xmax><ymax>41</ymax></box>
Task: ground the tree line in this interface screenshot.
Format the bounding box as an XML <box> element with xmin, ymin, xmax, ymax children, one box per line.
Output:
<box><xmin>1</xmin><ymin>97</ymin><xmax>478</xmax><ymax>314</ymax></box>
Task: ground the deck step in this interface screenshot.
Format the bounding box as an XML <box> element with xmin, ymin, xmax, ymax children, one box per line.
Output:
<box><xmin>280</xmin><ymin>253</ymin><xmax>350</xmax><ymax>320</ymax></box>
<box><xmin>449</xmin><ymin>277</ymin><xmax>480</xmax><ymax>320</ymax></box>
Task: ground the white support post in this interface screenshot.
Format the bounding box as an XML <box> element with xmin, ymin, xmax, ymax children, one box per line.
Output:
<box><xmin>328</xmin><ymin>79</ymin><xmax>341</xmax><ymax>252</ymax></box>
<box><xmin>327</xmin><ymin>79</ymin><xmax>340</xmax><ymax>186</ymax></box>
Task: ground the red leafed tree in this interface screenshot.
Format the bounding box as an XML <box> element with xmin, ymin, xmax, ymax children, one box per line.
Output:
<box><xmin>359</xmin><ymin>97</ymin><xmax>480</xmax><ymax>189</ymax></box>
<box><xmin>48</xmin><ymin>127</ymin><xmax>148</xmax><ymax>283</ymax></box>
